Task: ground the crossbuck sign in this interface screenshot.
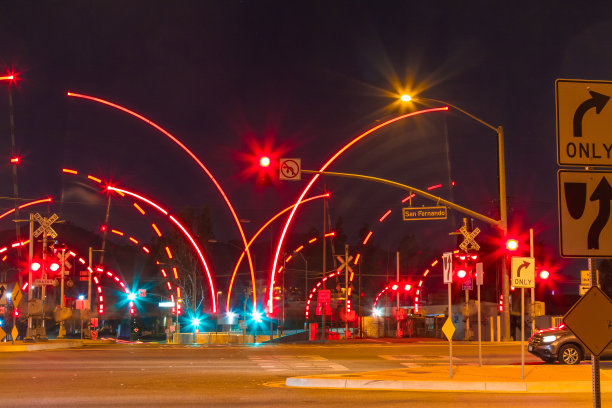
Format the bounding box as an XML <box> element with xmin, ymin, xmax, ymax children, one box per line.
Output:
<box><xmin>33</xmin><ymin>213</ymin><xmax>58</xmax><ymax>238</ymax></box>
<box><xmin>458</xmin><ymin>226</ymin><xmax>480</xmax><ymax>251</ymax></box>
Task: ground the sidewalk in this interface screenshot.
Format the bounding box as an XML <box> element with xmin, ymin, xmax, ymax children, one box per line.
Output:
<box><xmin>0</xmin><ymin>338</ymin><xmax>115</xmax><ymax>352</ymax></box>
<box><xmin>286</xmin><ymin>364</ymin><xmax>612</xmax><ymax>393</ymax></box>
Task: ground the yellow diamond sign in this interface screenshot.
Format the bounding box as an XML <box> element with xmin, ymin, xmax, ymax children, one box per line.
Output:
<box><xmin>11</xmin><ymin>325</ymin><xmax>18</xmax><ymax>341</ymax></box>
<box><xmin>0</xmin><ymin>326</ymin><xmax>6</xmax><ymax>341</ymax></box>
<box><xmin>442</xmin><ymin>317</ymin><xmax>455</xmax><ymax>341</ymax></box>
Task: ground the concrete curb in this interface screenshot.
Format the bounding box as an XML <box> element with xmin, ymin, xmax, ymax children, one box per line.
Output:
<box><xmin>0</xmin><ymin>339</ymin><xmax>115</xmax><ymax>352</ymax></box>
<box><xmin>286</xmin><ymin>365</ymin><xmax>612</xmax><ymax>393</ymax></box>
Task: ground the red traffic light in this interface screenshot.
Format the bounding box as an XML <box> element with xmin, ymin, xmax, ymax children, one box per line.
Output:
<box><xmin>539</xmin><ymin>270</ymin><xmax>550</xmax><ymax>280</ymax></box>
<box><xmin>506</xmin><ymin>239</ymin><xmax>519</xmax><ymax>251</ymax></box>
<box><xmin>259</xmin><ymin>156</ymin><xmax>271</xmax><ymax>167</ymax></box>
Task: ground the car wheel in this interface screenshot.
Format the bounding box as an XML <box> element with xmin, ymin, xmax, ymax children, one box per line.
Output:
<box><xmin>559</xmin><ymin>344</ymin><xmax>582</xmax><ymax>365</ymax></box>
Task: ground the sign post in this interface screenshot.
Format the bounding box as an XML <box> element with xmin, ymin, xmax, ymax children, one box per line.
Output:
<box><xmin>475</xmin><ymin>262</ymin><xmax>484</xmax><ymax>367</ymax></box>
<box><xmin>442</xmin><ymin>252</ymin><xmax>454</xmax><ymax>378</ymax></box>
<box><xmin>511</xmin><ymin>256</ymin><xmax>535</xmax><ymax>380</ymax></box>
<box><xmin>557</xmin><ymin>79</ymin><xmax>612</xmax><ymax>408</ymax></box>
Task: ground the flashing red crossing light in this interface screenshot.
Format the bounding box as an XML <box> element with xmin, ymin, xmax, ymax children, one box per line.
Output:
<box><xmin>13</xmin><ymin>308</ymin><xmax>19</xmax><ymax>317</ymax></box>
<box><xmin>506</xmin><ymin>239</ymin><xmax>519</xmax><ymax>251</ymax></box>
<box><xmin>49</xmin><ymin>262</ymin><xmax>60</xmax><ymax>272</ymax></box>
<box><xmin>30</xmin><ymin>261</ymin><xmax>41</xmax><ymax>272</ymax></box>
<box><xmin>539</xmin><ymin>270</ymin><xmax>550</xmax><ymax>280</ymax></box>
<box><xmin>457</xmin><ymin>269</ymin><xmax>467</xmax><ymax>279</ymax></box>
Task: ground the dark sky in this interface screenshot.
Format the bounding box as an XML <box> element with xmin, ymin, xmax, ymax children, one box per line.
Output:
<box><xmin>2</xmin><ymin>1</ymin><xmax>612</xmax><ymax>286</ymax></box>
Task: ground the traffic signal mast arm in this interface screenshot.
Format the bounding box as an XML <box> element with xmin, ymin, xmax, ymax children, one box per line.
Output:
<box><xmin>301</xmin><ymin>170</ymin><xmax>501</xmax><ymax>227</ymax></box>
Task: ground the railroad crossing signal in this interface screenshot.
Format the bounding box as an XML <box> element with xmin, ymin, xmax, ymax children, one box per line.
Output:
<box><xmin>458</xmin><ymin>225</ymin><xmax>480</xmax><ymax>251</ymax></box>
<box><xmin>33</xmin><ymin>213</ymin><xmax>58</xmax><ymax>238</ymax></box>
<box><xmin>335</xmin><ymin>255</ymin><xmax>354</xmax><ymax>274</ymax></box>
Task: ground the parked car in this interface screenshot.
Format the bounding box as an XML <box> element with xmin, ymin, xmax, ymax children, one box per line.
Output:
<box><xmin>528</xmin><ymin>324</ymin><xmax>612</xmax><ymax>364</ymax></box>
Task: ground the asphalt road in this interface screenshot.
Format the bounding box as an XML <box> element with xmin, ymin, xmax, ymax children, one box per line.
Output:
<box><xmin>0</xmin><ymin>339</ymin><xmax>608</xmax><ymax>407</ymax></box>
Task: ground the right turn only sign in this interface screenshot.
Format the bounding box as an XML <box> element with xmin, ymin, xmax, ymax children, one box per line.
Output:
<box><xmin>559</xmin><ymin>170</ymin><xmax>612</xmax><ymax>257</ymax></box>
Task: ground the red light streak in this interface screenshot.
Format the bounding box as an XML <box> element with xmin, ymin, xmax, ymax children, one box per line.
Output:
<box><xmin>22</xmin><ymin>282</ymin><xmax>28</xmax><ymax>291</ymax></box>
<box><xmin>67</xmin><ymin>92</ymin><xmax>252</xmax><ymax>313</ymax></box>
<box><xmin>427</xmin><ymin>184</ymin><xmax>443</xmax><ymax>191</ymax></box>
<box><xmin>0</xmin><ymin>247</ymin><xmax>6</xmax><ymax>253</ymax></box>
<box><xmin>93</xmin><ymin>276</ymin><xmax>99</xmax><ymax>284</ymax></box>
<box><xmin>108</xmin><ymin>186</ymin><xmax>168</xmax><ymax>215</ymax></box>
<box><xmin>324</xmin><ymin>231</ymin><xmax>336</xmax><ymax>237</ymax></box>
<box><xmin>10</xmin><ymin>157</ymin><xmax>19</xmax><ymax>164</ymax></box>
<box><xmin>167</xmin><ymin>282</ymin><xmax>172</xmax><ymax>290</ymax></box>
<box><xmin>62</xmin><ymin>168</ymin><xmax>78</xmax><ymax>174</ymax></box>
<box><xmin>0</xmin><ymin>75</ymin><xmax>15</xmax><ymax>81</ymax></box>
<box><xmin>133</xmin><ymin>203</ymin><xmax>145</xmax><ymax>215</ymax></box>
<box><xmin>285</xmin><ymin>255</ymin><xmax>293</xmax><ymax>262</ymax></box>
<box><xmin>353</xmin><ymin>253</ymin><xmax>361</xmax><ymax>265</ymax></box>
<box><xmin>379</xmin><ymin>209</ymin><xmax>392</xmax><ymax>222</ymax></box>
<box><xmin>129</xmin><ymin>237</ymin><xmax>139</xmax><ymax>244</ymax></box>
<box><xmin>362</xmin><ymin>231</ymin><xmax>373</xmax><ymax>245</ymax></box>
<box><xmin>142</xmin><ymin>246</ymin><xmax>150</xmax><ymax>254</ymax></box>
<box><xmin>87</xmin><ymin>175</ymin><xmax>102</xmax><ymax>183</ymax></box>
<box><xmin>111</xmin><ymin>229</ymin><xmax>124</xmax><ymax>236</ymax></box>
<box><xmin>225</xmin><ymin>193</ymin><xmax>327</xmax><ymax>312</ymax></box>
<box><xmin>173</xmin><ymin>267</ymin><xmax>179</xmax><ymax>279</ymax></box>
<box><xmin>151</xmin><ymin>223</ymin><xmax>162</xmax><ymax>237</ymax></box>
<box><xmin>401</xmin><ymin>194</ymin><xmax>416</xmax><ymax>203</ymax></box>
<box><xmin>308</xmin><ymin>237</ymin><xmax>317</xmax><ymax>244</ymax></box>
<box><xmin>161</xmin><ymin>269</ymin><xmax>167</xmax><ymax>278</ymax></box>
<box><xmin>1</xmin><ymin>256</ymin><xmax>6</xmax><ymax>262</ymax></box>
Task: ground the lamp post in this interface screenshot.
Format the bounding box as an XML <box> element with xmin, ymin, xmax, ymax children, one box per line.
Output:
<box><xmin>293</xmin><ymin>250</ymin><xmax>308</xmax><ymax>329</ymax></box>
<box><xmin>403</xmin><ymin>95</ymin><xmax>511</xmax><ymax>341</ymax></box>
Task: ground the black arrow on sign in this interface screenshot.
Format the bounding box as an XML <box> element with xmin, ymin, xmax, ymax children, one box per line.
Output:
<box><xmin>588</xmin><ymin>176</ymin><xmax>612</xmax><ymax>249</ymax></box>
<box><xmin>573</xmin><ymin>90</ymin><xmax>610</xmax><ymax>138</ymax></box>
<box><xmin>516</xmin><ymin>260</ymin><xmax>530</xmax><ymax>278</ymax></box>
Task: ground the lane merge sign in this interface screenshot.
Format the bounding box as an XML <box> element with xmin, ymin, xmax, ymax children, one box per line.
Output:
<box><xmin>558</xmin><ymin>170</ymin><xmax>612</xmax><ymax>257</ymax></box>
<box><xmin>556</xmin><ymin>79</ymin><xmax>612</xmax><ymax>166</ymax></box>
<box><xmin>402</xmin><ymin>206</ymin><xmax>447</xmax><ymax>221</ymax></box>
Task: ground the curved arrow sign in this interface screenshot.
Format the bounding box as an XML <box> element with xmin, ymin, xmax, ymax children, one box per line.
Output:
<box><xmin>511</xmin><ymin>257</ymin><xmax>535</xmax><ymax>288</ymax></box>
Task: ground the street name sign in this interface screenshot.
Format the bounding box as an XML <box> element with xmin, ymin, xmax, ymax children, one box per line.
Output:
<box><xmin>563</xmin><ymin>286</ymin><xmax>612</xmax><ymax>356</ymax></box>
<box><xmin>558</xmin><ymin>170</ymin><xmax>612</xmax><ymax>257</ymax></box>
<box><xmin>279</xmin><ymin>158</ymin><xmax>301</xmax><ymax>181</ymax></box>
<box><xmin>402</xmin><ymin>206</ymin><xmax>447</xmax><ymax>221</ymax></box>
<box><xmin>556</xmin><ymin>79</ymin><xmax>612</xmax><ymax>166</ymax></box>
<box><xmin>510</xmin><ymin>256</ymin><xmax>535</xmax><ymax>288</ymax></box>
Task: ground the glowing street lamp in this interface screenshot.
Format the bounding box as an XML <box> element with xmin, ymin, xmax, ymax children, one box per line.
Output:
<box><xmin>402</xmin><ymin>93</ymin><xmax>510</xmax><ymax>340</ymax></box>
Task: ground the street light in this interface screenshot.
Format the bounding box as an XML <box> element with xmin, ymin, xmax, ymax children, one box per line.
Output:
<box><xmin>292</xmin><ymin>250</ymin><xmax>308</xmax><ymax>328</ymax></box>
<box><xmin>402</xmin><ymin>94</ymin><xmax>511</xmax><ymax>341</ymax></box>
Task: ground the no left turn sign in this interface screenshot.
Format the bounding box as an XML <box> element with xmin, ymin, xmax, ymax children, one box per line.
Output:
<box><xmin>279</xmin><ymin>158</ymin><xmax>301</xmax><ymax>181</ymax></box>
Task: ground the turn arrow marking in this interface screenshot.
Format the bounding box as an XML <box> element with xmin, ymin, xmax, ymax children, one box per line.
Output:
<box><xmin>573</xmin><ymin>90</ymin><xmax>610</xmax><ymax>138</ymax></box>
<box><xmin>588</xmin><ymin>176</ymin><xmax>612</xmax><ymax>249</ymax></box>
<box><xmin>516</xmin><ymin>260</ymin><xmax>531</xmax><ymax>278</ymax></box>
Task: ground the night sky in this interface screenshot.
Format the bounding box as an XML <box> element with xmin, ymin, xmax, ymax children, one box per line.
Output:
<box><xmin>2</xmin><ymin>1</ymin><xmax>612</xmax><ymax>291</ymax></box>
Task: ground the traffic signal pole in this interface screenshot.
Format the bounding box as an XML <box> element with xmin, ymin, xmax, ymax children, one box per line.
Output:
<box><xmin>25</xmin><ymin>213</ymin><xmax>34</xmax><ymax>341</ymax></box>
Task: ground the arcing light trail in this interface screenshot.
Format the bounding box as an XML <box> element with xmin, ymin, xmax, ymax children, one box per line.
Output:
<box><xmin>225</xmin><ymin>193</ymin><xmax>329</xmax><ymax>312</ymax></box>
<box><xmin>267</xmin><ymin>107</ymin><xmax>449</xmax><ymax>313</ymax></box>
<box><xmin>106</xmin><ymin>185</ymin><xmax>217</xmax><ymax>313</ymax></box>
<box><xmin>66</xmin><ymin>92</ymin><xmax>256</xmax><ymax>310</ymax></box>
